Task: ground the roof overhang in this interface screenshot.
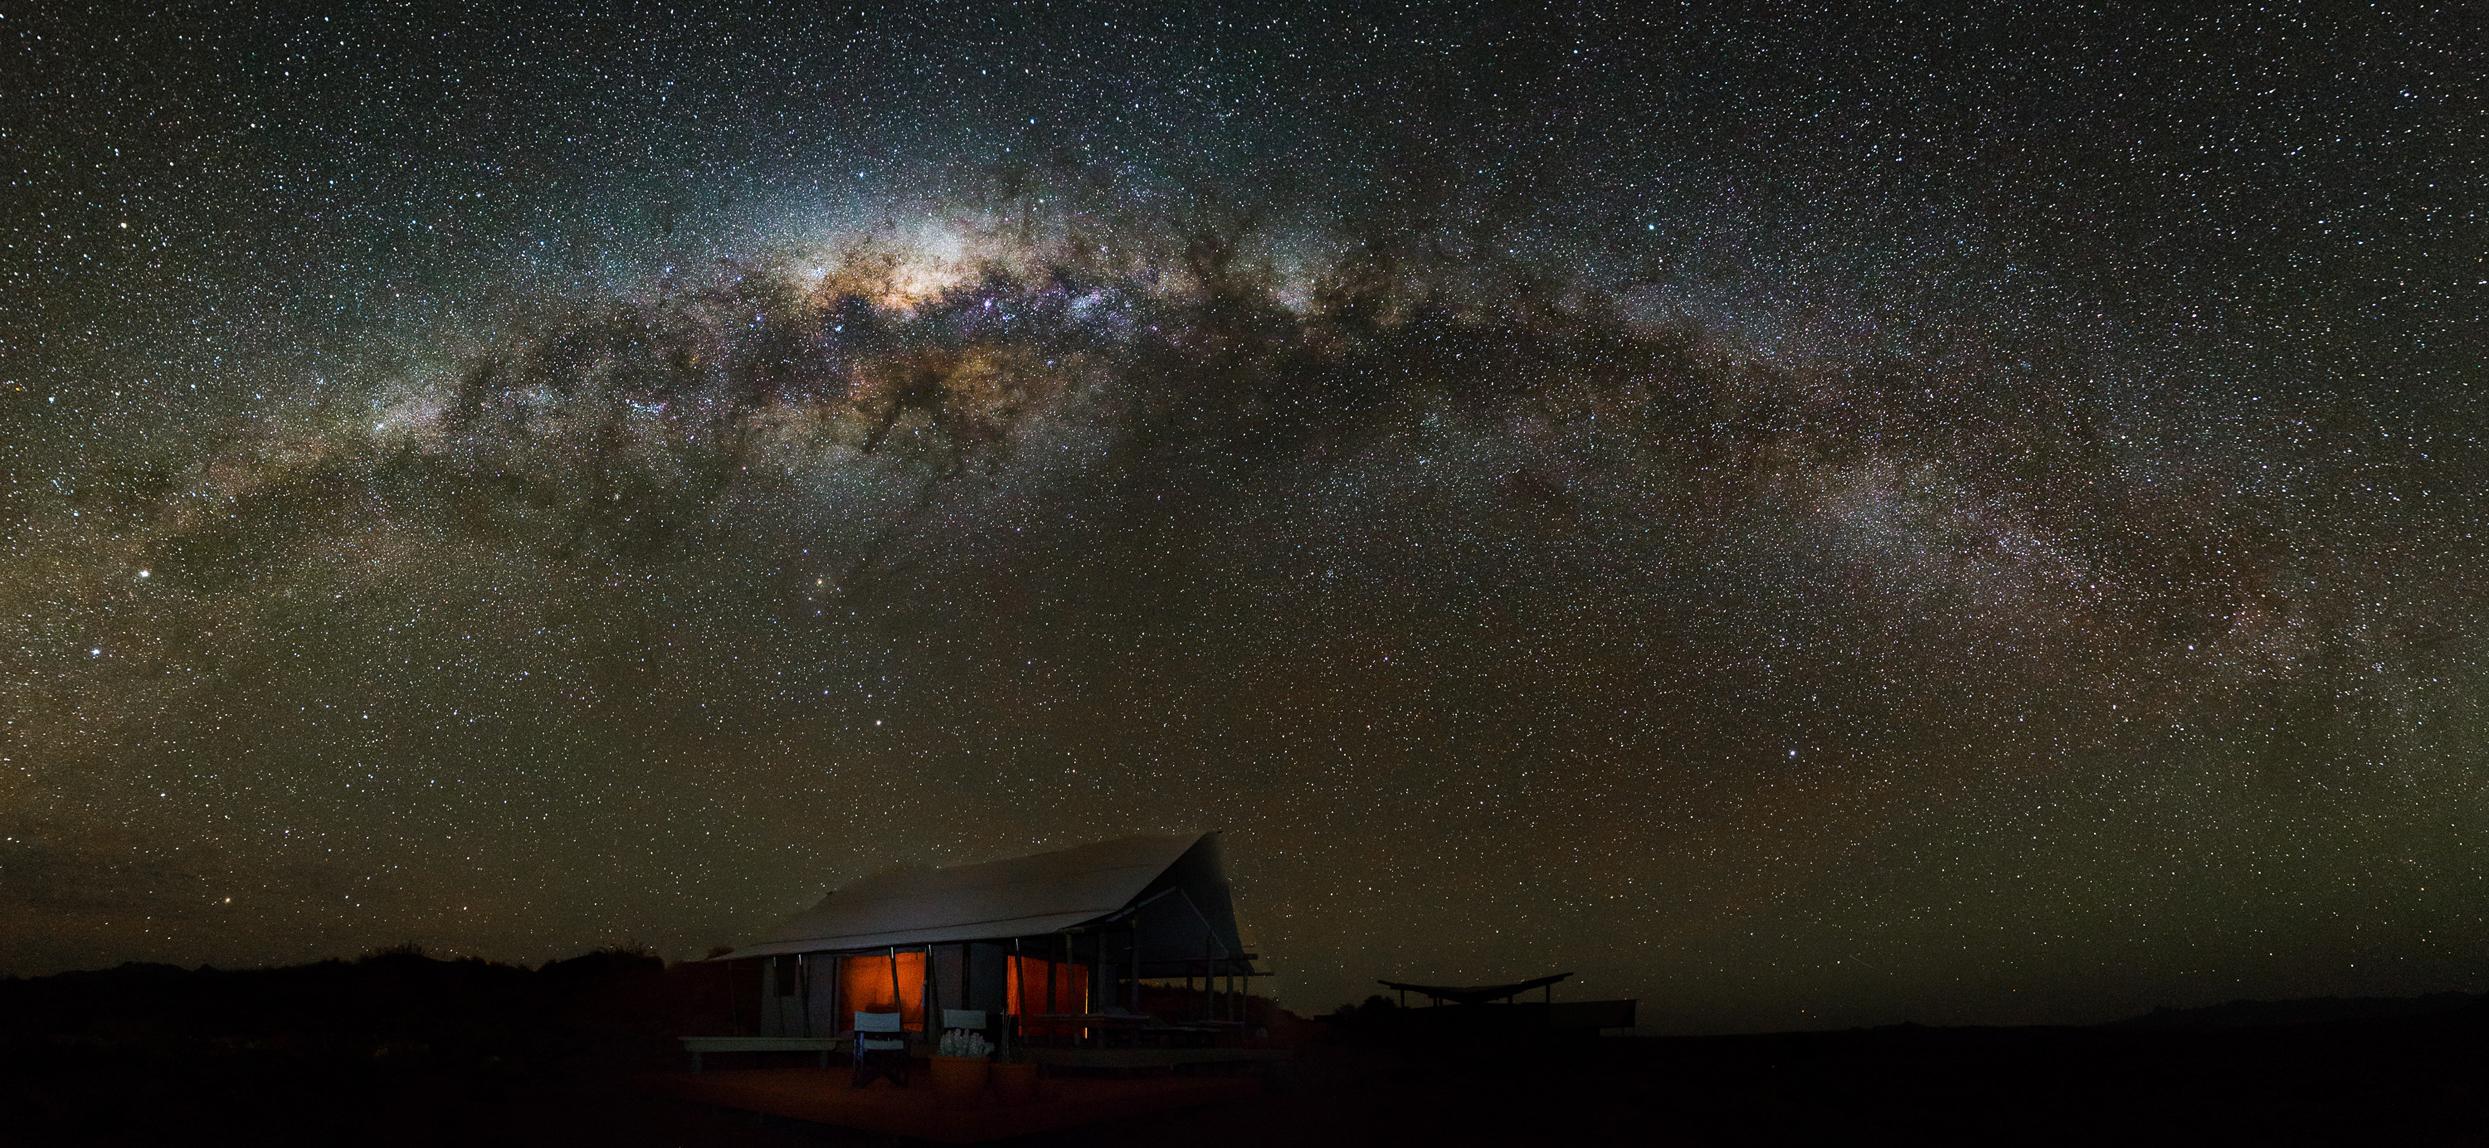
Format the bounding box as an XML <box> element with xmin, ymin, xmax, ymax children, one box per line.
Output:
<box><xmin>713</xmin><ymin>832</ymin><xmax>1233</xmax><ymax>961</ymax></box>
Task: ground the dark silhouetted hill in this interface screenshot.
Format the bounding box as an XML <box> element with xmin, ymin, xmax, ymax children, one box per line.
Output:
<box><xmin>2110</xmin><ymin>991</ymin><xmax>2488</xmax><ymax>1030</ymax></box>
<box><xmin>5</xmin><ymin>954</ymin><xmax>2487</xmax><ymax>1145</ymax></box>
<box><xmin>0</xmin><ymin>946</ymin><xmax>831</xmax><ymax>1146</ymax></box>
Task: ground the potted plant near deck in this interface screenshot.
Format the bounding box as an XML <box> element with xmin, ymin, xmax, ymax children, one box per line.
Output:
<box><xmin>930</xmin><ymin>1027</ymin><xmax>994</xmax><ymax>1104</ymax></box>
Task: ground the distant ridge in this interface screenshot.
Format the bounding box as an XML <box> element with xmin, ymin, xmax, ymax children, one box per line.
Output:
<box><xmin>2110</xmin><ymin>991</ymin><xmax>2487</xmax><ymax>1030</ymax></box>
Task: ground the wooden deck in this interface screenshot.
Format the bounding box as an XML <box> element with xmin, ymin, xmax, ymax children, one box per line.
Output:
<box><xmin>679</xmin><ymin>1035</ymin><xmax>846</xmax><ymax>1071</ymax></box>
<box><xmin>643</xmin><ymin>1065</ymin><xmax>1265</xmax><ymax>1143</ymax></box>
<box><xmin>1029</xmin><ymin>1046</ymin><xmax>1294</xmax><ymax>1072</ymax></box>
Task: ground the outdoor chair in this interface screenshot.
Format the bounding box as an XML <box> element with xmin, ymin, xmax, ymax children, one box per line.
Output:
<box><xmin>851</xmin><ymin>1010</ymin><xmax>910</xmax><ymax>1088</ymax></box>
<box><xmin>940</xmin><ymin>1008</ymin><xmax>995</xmax><ymax>1054</ymax></box>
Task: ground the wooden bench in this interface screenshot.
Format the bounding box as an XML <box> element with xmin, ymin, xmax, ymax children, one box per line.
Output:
<box><xmin>679</xmin><ymin>1035</ymin><xmax>847</xmax><ymax>1072</ymax></box>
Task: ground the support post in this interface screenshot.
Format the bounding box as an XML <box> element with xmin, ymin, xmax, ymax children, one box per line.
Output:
<box><xmin>1008</xmin><ymin>937</ymin><xmax>1024</xmax><ymax>1060</ymax></box>
<box><xmin>887</xmin><ymin>946</ymin><xmax>901</xmax><ymax>1032</ymax></box>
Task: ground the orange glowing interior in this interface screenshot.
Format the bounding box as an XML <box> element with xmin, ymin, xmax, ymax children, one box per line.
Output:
<box><xmin>1006</xmin><ymin>954</ymin><xmax>1089</xmax><ymax>1038</ymax></box>
<box><xmin>839</xmin><ymin>951</ymin><xmax>927</xmax><ymax>1031</ymax></box>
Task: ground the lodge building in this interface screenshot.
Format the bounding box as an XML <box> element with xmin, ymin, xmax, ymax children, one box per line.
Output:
<box><xmin>693</xmin><ymin>832</ymin><xmax>1263</xmax><ymax>1051</ymax></box>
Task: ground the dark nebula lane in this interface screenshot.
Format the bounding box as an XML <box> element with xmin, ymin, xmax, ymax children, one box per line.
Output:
<box><xmin>3</xmin><ymin>1</ymin><xmax>2483</xmax><ymax>1032</ymax></box>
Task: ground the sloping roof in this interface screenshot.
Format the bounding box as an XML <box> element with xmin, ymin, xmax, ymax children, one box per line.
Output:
<box><xmin>719</xmin><ymin>833</ymin><xmax>1206</xmax><ymax>960</ymax></box>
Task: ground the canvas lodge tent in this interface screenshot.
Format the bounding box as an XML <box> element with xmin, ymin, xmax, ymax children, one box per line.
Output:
<box><xmin>681</xmin><ymin>832</ymin><xmax>1263</xmax><ymax>1064</ymax></box>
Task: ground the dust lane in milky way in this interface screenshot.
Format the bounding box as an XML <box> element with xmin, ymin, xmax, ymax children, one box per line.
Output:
<box><xmin>3</xmin><ymin>2</ymin><xmax>2483</xmax><ymax>1030</ymax></box>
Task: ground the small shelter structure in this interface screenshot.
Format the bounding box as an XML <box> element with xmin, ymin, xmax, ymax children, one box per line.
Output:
<box><xmin>1379</xmin><ymin>972</ymin><xmax>1575</xmax><ymax>1007</ymax></box>
<box><xmin>1369</xmin><ymin>971</ymin><xmax>1636</xmax><ymax>1036</ymax></box>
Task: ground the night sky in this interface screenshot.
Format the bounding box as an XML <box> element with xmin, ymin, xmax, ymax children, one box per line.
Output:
<box><xmin>4</xmin><ymin>2</ymin><xmax>2485</xmax><ymax>1032</ymax></box>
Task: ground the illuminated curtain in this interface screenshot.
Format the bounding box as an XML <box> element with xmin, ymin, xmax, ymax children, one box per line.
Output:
<box><xmin>838</xmin><ymin>951</ymin><xmax>927</xmax><ymax>1032</ymax></box>
<box><xmin>1006</xmin><ymin>954</ymin><xmax>1090</xmax><ymax>1038</ymax></box>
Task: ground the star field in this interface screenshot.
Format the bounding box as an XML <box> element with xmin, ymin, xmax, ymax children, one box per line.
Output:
<box><xmin>2</xmin><ymin>1</ymin><xmax>2484</xmax><ymax>1031</ymax></box>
